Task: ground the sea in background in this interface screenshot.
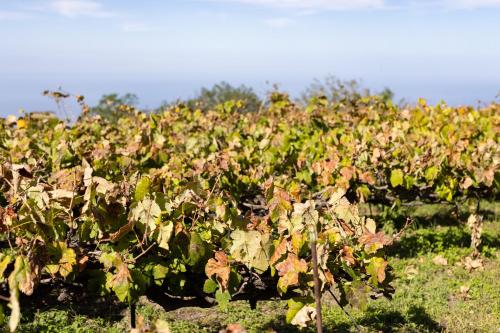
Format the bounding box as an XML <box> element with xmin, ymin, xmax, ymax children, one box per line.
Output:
<box><xmin>1</xmin><ymin>76</ymin><xmax>498</xmax><ymax>119</ymax></box>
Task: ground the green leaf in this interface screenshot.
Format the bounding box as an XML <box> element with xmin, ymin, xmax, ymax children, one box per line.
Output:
<box><xmin>436</xmin><ymin>184</ymin><xmax>454</xmax><ymax>202</ymax></box>
<box><xmin>203</xmin><ymin>278</ymin><xmax>218</xmax><ymax>293</ymax></box>
<box><xmin>390</xmin><ymin>169</ymin><xmax>404</xmax><ymax>187</ymax></box>
<box><xmin>424</xmin><ymin>166</ymin><xmax>439</xmax><ymax>181</ymax></box>
<box><xmin>0</xmin><ymin>255</ymin><xmax>12</xmax><ymax>283</ymax></box>
<box><xmin>46</xmin><ymin>242</ymin><xmax>77</xmax><ymax>278</ymax></box>
<box><xmin>215</xmin><ymin>289</ymin><xmax>231</xmax><ymax>311</ymax></box>
<box><xmin>188</xmin><ymin>232</ymin><xmax>210</xmax><ymax>269</ymax></box>
<box><xmin>134</xmin><ymin>176</ymin><xmax>151</xmax><ymax>202</ymax></box>
<box><xmin>8</xmin><ymin>256</ymin><xmax>33</xmax><ymax>332</ymax></box>
<box><xmin>0</xmin><ymin>303</ymin><xmax>5</xmax><ymax>327</ymax></box>
<box><xmin>286</xmin><ymin>297</ymin><xmax>316</xmax><ymax>328</ymax></box>
<box><xmin>100</xmin><ymin>252</ymin><xmax>119</xmax><ymax>269</ymax></box>
<box><xmin>404</xmin><ymin>175</ymin><xmax>415</xmax><ymax>189</ymax></box>
<box><xmin>153</xmin><ymin>264</ymin><xmax>168</xmax><ymax>286</ymax></box>
<box><xmin>106</xmin><ymin>264</ymin><xmax>132</xmax><ymax>303</ymax></box>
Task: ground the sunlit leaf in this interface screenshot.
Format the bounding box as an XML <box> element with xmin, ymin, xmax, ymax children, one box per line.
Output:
<box><xmin>390</xmin><ymin>169</ymin><xmax>404</xmax><ymax>187</ymax></box>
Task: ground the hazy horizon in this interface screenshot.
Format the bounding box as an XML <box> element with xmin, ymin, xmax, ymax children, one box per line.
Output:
<box><xmin>1</xmin><ymin>78</ymin><xmax>499</xmax><ymax>116</ymax></box>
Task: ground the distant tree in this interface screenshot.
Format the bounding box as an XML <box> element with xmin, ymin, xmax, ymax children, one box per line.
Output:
<box><xmin>187</xmin><ymin>82</ymin><xmax>261</xmax><ymax>112</ymax></box>
<box><xmin>301</xmin><ymin>75</ymin><xmax>394</xmax><ymax>105</ymax></box>
<box><xmin>89</xmin><ymin>93</ymin><xmax>138</xmax><ymax>122</ymax></box>
<box><xmin>301</xmin><ymin>76</ymin><xmax>368</xmax><ymax>105</ymax></box>
<box><xmin>379</xmin><ymin>87</ymin><xmax>395</xmax><ymax>103</ymax></box>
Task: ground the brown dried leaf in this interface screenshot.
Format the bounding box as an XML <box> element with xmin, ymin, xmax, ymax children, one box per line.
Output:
<box><xmin>269</xmin><ymin>238</ymin><xmax>287</xmax><ymax>265</ymax></box>
<box><xmin>359</xmin><ymin>231</ymin><xmax>389</xmax><ymax>253</ymax></box>
<box><xmin>78</xmin><ymin>256</ymin><xmax>89</xmax><ymax>273</ymax></box>
<box><xmin>432</xmin><ymin>255</ymin><xmax>448</xmax><ymax>266</ymax></box>
<box><xmin>464</xmin><ymin>256</ymin><xmax>483</xmax><ymax>272</ymax></box>
<box><xmin>340</xmin><ymin>166</ymin><xmax>354</xmax><ymax>181</ymax></box>
<box><xmin>341</xmin><ymin>246</ymin><xmax>356</xmax><ymax>266</ymax></box>
<box><xmin>275</xmin><ymin>254</ymin><xmax>308</xmax><ymax>293</ymax></box>
<box><xmin>205</xmin><ymin>251</ymin><xmax>230</xmax><ymax>291</ymax></box>
<box><xmin>219</xmin><ymin>323</ymin><xmax>247</xmax><ymax>333</ymax></box>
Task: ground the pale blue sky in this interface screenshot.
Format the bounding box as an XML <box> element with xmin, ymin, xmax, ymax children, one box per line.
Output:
<box><xmin>1</xmin><ymin>0</ymin><xmax>499</xmax><ymax>116</ymax></box>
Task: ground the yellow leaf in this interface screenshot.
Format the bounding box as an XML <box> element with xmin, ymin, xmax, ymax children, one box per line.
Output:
<box><xmin>367</xmin><ymin>257</ymin><xmax>388</xmax><ymax>284</ymax></box>
<box><xmin>0</xmin><ymin>254</ymin><xmax>12</xmax><ymax>282</ymax></box>
<box><xmin>16</xmin><ymin>119</ymin><xmax>27</xmax><ymax>129</ymax></box>
<box><xmin>365</xmin><ymin>218</ymin><xmax>376</xmax><ymax>234</ymax></box>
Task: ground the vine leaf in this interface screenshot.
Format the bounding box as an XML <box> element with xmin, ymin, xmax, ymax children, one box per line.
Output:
<box><xmin>390</xmin><ymin>169</ymin><xmax>404</xmax><ymax>187</ymax></box>
<box><xmin>8</xmin><ymin>256</ymin><xmax>34</xmax><ymax>332</ymax></box>
<box><xmin>359</xmin><ymin>231</ymin><xmax>390</xmax><ymax>254</ymax></box>
<box><xmin>134</xmin><ymin>176</ymin><xmax>151</xmax><ymax>202</ymax></box>
<box><xmin>9</xmin><ymin>256</ymin><xmax>35</xmax><ymax>296</ymax></box>
<box><xmin>188</xmin><ymin>232</ymin><xmax>210</xmax><ymax>269</ymax></box>
<box><xmin>205</xmin><ymin>251</ymin><xmax>230</xmax><ymax>291</ymax></box>
<box><xmin>229</xmin><ymin>230</ymin><xmax>272</xmax><ymax>273</ymax></box>
<box><xmin>365</xmin><ymin>218</ymin><xmax>376</xmax><ymax>234</ymax></box>
<box><xmin>366</xmin><ymin>257</ymin><xmax>388</xmax><ymax>284</ymax></box>
<box><xmin>269</xmin><ymin>238</ymin><xmax>287</xmax><ymax>265</ymax></box>
<box><xmin>286</xmin><ymin>297</ymin><xmax>316</xmax><ymax>328</ymax></box>
<box><xmin>275</xmin><ymin>254</ymin><xmax>308</xmax><ymax>294</ymax></box>
<box><xmin>0</xmin><ymin>254</ymin><xmax>12</xmax><ymax>282</ymax></box>
<box><xmin>46</xmin><ymin>242</ymin><xmax>77</xmax><ymax>278</ymax></box>
<box><xmin>106</xmin><ymin>263</ymin><xmax>132</xmax><ymax>303</ymax></box>
<box><xmin>130</xmin><ymin>198</ymin><xmax>162</xmax><ymax>232</ymax></box>
<box><xmin>215</xmin><ymin>289</ymin><xmax>231</xmax><ymax>311</ymax></box>
<box><xmin>341</xmin><ymin>246</ymin><xmax>356</xmax><ymax>266</ymax></box>
<box><xmin>268</xmin><ymin>189</ymin><xmax>292</xmax><ymax>222</ymax></box>
<box><xmin>156</xmin><ymin>222</ymin><xmax>174</xmax><ymax>250</ymax></box>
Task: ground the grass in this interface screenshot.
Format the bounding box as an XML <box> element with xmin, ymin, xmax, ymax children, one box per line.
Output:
<box><xmin>2</xmin><ymin>202</ymin><xmax>499</xmax><ymax>333</ymax></box>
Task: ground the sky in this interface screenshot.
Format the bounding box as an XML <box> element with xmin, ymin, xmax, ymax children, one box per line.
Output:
<box><xmin>0</xmin><ymin>0</ymin><xmax>499</xmax><ymax>117</ymax></box>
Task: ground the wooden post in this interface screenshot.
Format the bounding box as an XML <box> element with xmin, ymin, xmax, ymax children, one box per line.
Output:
<box><xmin>130</xmin><ymin>302</ymin><xmax>136</xmax><ymax>329</ymax></box>
<box><xmin>311</xmin><ymin>239</ymin><xmax>323</xmax><ymax>333</ymax></box>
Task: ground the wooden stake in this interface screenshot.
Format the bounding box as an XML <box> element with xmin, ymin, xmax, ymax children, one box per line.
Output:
<box><xmin>311</xmin><ymin>239</ymin><xmax>323</xmax><ymax>333</ymax></box>
<box><xmin>130</xmin><ymin>302</ymin><xmax>136</xmax><ymax>329</ymax></box>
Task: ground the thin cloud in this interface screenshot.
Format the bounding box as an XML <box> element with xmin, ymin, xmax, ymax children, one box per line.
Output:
<box><xmin>0</xmin><ymin>10</ymin><xmax>33</xmax><ymax>20</ymax></box>
<box><xmin>396</xmin><ymin>0</ymin><xmax>500</xmax><ymax>10</ymax></box>
<box><xmin>207</xmin><ymin>0</ymin><xmax>385</xmax><ymax>10</ymax></box>
<box><xmin>446</xmin><ymin>0</ymin><xmax>500</xmax><ymax>9</ymax></box>
<box><xmin>49</xmin><ymin>0</ymin><xmax>115</xmax><ymax>18</ymax></box>
<box><xmin>205</xmin><ymin>0</ymin><xmax>500</xmax><ymax>10</ymax></box>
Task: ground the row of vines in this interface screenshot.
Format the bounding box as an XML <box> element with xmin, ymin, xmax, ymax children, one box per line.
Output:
<box><xmin>0</xmin><ymin>93</ymin><xmax>498</xmax><ymax>331</ymax></box>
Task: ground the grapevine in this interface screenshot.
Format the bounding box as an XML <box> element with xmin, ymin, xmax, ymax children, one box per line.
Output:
<box><xmin>0</xmin><ymin>93</ymin><xmax>498</xmax><ymax>331</ymax></box>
